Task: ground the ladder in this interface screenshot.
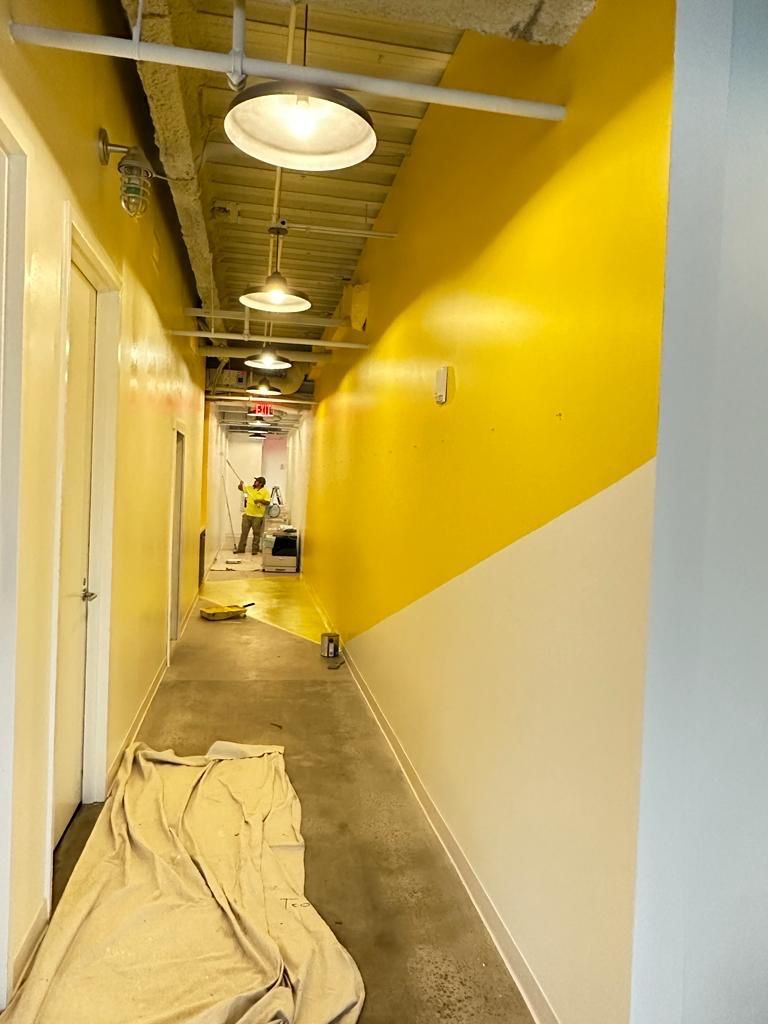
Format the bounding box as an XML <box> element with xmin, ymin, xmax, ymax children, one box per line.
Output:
<box><xmin>267</xmin><ymin>485</ymin><xmax>284</xmax><ymax>518</ymax></box>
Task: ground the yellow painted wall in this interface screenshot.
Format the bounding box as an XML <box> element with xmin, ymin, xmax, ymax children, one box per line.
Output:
<box><xmin>303</xmin><ymin>2</ymin><xmax>674</xmax><ymax>1021</ymax></box>
<box><xmin>304</xmin><ymin>0</ymin><xmax>674</xmax><ymax>638</ymax></box>
<box><xmin>0</xmin><ymin>0</ymin><xmax>203</xmax><ymax>977</ymax></box>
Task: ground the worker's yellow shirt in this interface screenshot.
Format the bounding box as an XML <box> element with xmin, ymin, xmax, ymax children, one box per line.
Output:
<box><xmin>243</xmin><ymin>486</ymin><xmax>270</xmax><ymax>518</ymax></box>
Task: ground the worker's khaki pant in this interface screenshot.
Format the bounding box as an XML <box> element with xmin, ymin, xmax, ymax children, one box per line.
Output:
<box><xmin>237</xmin><ymin>514</ymin><xmax>265</xmax><ymax>554</ymax></box>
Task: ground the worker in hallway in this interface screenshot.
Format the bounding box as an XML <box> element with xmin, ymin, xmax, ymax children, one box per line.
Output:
<box><xmin>236</xmin><ymin>475</ymin><xmax>270</xmax><ymax>554</ymax></box>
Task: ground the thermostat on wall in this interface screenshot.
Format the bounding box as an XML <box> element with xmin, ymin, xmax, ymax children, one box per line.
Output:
<box><xmin>434</xmin><ymin>365</ymin><xmax>450</xmax><ymax>405</ymax></box>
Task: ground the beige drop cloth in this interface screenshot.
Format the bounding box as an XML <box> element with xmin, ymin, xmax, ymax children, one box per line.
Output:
<box><xmin>4</xmin><ymin>743</ymin><xmax>364</xmax><ymax>1023</ymax></box>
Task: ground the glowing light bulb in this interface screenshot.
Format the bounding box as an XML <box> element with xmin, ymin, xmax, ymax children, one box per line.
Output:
<box><xmin>284</xmin><ymin>96</ymin><xmax>318</xmax><ymax>140</ymax></box>
<box><xmin>267</xmin><ymin>287</ymin><xmax>286</xmax><ymax>305</ymax></box>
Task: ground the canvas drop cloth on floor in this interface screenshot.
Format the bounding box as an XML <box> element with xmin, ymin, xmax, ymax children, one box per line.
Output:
<box><xmin>4</xmin><ymin>743</ymin><xmax>364</xmax><ymax>1024</ymax></box>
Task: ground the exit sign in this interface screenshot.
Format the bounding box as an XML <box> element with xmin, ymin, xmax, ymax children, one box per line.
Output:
<box><xmin>251</xmin><ymin>402</ymin><xmax>273</xmax><ymax>416</ymax></box>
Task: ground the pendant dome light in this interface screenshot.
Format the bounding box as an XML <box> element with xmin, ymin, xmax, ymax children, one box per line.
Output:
<box><xmin>240</xmin><ymin>224</ymin><xmax>311</xmax><ymax>313</ymax></box>
<box><xmin>247</xmin><ymin>377</ymin><xmax>282</xmax><ymax>397</ymax></box>
<box><xmin>245</xmin><ymin>347</ymin><xmax>292</xmax><ymax>371</ymax></box>
<box><xmin>224</xmin><ymin>7</ymin><xmax>376</xmax><ymax>172</ymax></box>
<box><xmin>224</xmin><ymin>82</ymin><xmax>376</xmax><ymax>172</ymax></box>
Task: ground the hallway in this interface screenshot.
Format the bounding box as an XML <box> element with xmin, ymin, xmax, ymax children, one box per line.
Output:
<box><xmin>7</xmin><ymin>1</ymin><xmax>767</xmax><ymax>1021</ymax></box>
<box><xmin>118</xmin><ymin>595</ymin><xmax>527</xmax><ymax>1022</ymax></box>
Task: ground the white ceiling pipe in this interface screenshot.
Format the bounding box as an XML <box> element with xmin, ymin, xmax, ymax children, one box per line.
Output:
<box><xmin>227</xmin><ymin>0</ymin><xmax>247</xmax><ymax>89</ymax></box>
<box><xmin>217</xmin><ymin>209</ymin><xmax>395</xmax><ymax>239</ymax></box>
<box><xmin>238</xmin><ymin>348</ymin><xmax>332</xmax><ymax>363</ymax></box>
<box><xmin>9</xmin><ymin>23</ymin><xmax>566</xmax><ymax>121</ymax></box>
<box><xmin>272</xmin><ymin>349</ymin><xmax>331</xmax><ymax>363</ymax></box>
<box><xmin>173</xmin><ymin>329</ymin><xmax>367</xmax><ymax>348</ymax></box>
<box><xmin>207</xmin><ymin>395</ymin><xmax>317</xmax><ymax>406</ymax></box>
<box><xmin>290</xmin><ymin>223</ymin><xmax>396</xmax><ymax>239</ymax></box>
<box><xmin>213</xmin><ymin>204</ymin><xmax>390</xmax><ymax>238</ymax></box>
<box><xmin>185</xmin><ymin>308</ymin><xmax>346</xmax><ymax>326</ymax></box>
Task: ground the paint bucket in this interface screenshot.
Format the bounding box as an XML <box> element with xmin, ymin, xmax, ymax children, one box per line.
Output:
<box><xmin>320</xmin><ymin>632</ymin><xmax>340</xmax><ymax>658</ymax></box>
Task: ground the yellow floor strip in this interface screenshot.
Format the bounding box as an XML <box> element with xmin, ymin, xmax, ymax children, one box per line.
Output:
<box><xmin>200</xmin><ymin>574</ymin><xmax>325</xmax><ymax>644</ymax></box>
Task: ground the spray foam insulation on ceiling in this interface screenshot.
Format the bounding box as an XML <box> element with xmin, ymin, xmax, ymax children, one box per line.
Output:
<box><xmin>313</xmin><ymin>0</ymin><xmax>596</xmax><ymax>45</ymax></box>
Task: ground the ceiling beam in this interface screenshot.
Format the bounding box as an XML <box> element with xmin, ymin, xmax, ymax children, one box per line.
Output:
<box><xmin>118</xmin><ymin>0</ymin><xmax>220</xmax><ymax>314</ymax></box>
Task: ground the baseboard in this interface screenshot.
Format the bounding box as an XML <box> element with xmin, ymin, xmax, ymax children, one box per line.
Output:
<box><xmin>342</xmin><ymin>643</ymin><xmax>560</xmax><ymax>1024</ymax></box>
<box><xmin>301</xmin><ymin>575</ymin><xmax>333</xmax><ymax>633</ymax></box>
<box><xmin>106</xmin><ymin>655</ymin><xmax>168</xmax><ymax>788</ymax></box>
<box><xmin>108</xmin><ymin>586</ymin><xmax>201</xmax><ymax>787</ymax></box>
<box><xmin>10</xmin><ymin>898</ymin><xmax>47</xmax><ymax>994</ymax></box>
<box><xmin>178</xmin><ymin>593</ymin><xmax>197</xmax><ymax>637</ymax></box>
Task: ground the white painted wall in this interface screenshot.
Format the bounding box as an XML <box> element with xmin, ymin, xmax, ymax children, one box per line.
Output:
<box><xmin>631</xmin><ymin>1</ymin><xmax>768</xmax><ymax>1022</ymax></box>
<box><xmin>262</xmin><ymin>437</ymin><xmax>288</xmax><ymax>501</ymax></box>
<box><xmin>0</xmin><ymin>126</ymin><xmax>25</xmax><ymax>1010</ymax></box>
<box><xmin>347</xmin><ymin>463</ymin><xmax>656</xmax><ymax>1024</ymax></box>
<box><xmin>287</xmin><ymin>413</ymin><xmax>313</xmax><ymax>536</ymax></box>
<box><xmin>204</xmin><ymin>406</ymin><xmax>227</xmax><ymax>569</ymax></box>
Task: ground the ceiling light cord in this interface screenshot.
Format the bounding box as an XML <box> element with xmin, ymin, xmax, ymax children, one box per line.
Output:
<box><xmin>303</xmin><ymin>5</ymin><xmax>309</xmax><ymax>68</ymax></box>
<box><xmin>285</xmin><ymin>0</ymin><xmax>299</xmax><ymax>66</ymax></box>
<box><xmin>132</xmin><ymin>0</ymin><xmax>145</xmax><ymax>44</ymax></box>
<box><xmin>270</xmin><ymin>3</ymin><xmax>298</xmax><ymax>237</ymax></box>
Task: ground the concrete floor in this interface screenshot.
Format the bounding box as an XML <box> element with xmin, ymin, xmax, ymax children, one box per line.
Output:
<box><xmin>55</xmin><ymin>606</ymin><xmax>532</xmax><ymax>1023</ymax></box>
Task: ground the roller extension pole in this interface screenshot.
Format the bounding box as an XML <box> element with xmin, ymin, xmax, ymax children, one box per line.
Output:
<box><xmin>9</xmin><ymin>22</ymin><xmax>566</xmax><ymax>121</ymax></box>
<box><xmin>221</xmin><ymin>471</ymin><xmax>237</xmax><ymax>549</ymax></box>
<box><xmin>226</xmin><ymin>458</ymin><xmax>242</xmax><ymax>479</ymax></box>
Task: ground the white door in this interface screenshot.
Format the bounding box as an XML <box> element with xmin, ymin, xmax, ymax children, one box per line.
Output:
<box><xmin>52</xmin><ymin>264</ymin><xmax>97</xmax><ymax>845</ymax></box>
<box><xmin>169</xmin><ymin>430</ymin><xmax>185</xmax><ymax>642</ymax></box>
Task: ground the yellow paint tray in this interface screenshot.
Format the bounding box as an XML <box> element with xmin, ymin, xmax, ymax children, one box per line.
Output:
<box><xmin>199</xmin><ymin>602</ymin><xmax>254</xmax><ymax>621</ymax></box>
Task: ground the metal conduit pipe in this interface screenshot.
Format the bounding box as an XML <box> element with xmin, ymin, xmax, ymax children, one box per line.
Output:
<box><xmin>227</xmin><ymin>0</ymin><xmax>247</xmax><ymax>89</ymax></box>
<box><xmin>185</xmin><ymin>308</ymin><xmax>346</xmax><ymax>327</ymax></box>
<box><xmin>268</xmin><ymin>0</ymin><xmax>299</xmax><ymax>270</ymax></box>
<box><xmin>208</xmin><ymin>395</ymin><xmax>317</xmax><ymax>406</ymax></box>
<box><xmin>273</xmin><ymin>349</ymin><xmax>331</xmax><ymax>363</ymax></box>
<box><xmin>260</xmin><ymin>363</ymin><xmax>306</xmax><ymax>395</ymax></box>
<box><xmin>290</xmin><ymin>223</ymin><xmax>397</xmax><ymax>239</ymax></box>
<box><xmin>174</xmin><ymin>329</ymin><xmax>368</xmax><ymax>349</ymax></box>
<box><xmin>9</xmin><ymin>23</ymin><xmax>566</xmax><ymax>121</ymax></box>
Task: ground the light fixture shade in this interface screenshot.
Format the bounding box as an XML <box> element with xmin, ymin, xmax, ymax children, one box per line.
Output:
<box><xmin>245</xmin><ymin>348</ymin><xmax>292</xmax><ymax>371</ymax></box>
<box><xmin>239</xmin><ymin>271</ymin><xmax>311</xmax><ymax>314</ymax></box>
<box><xmin>224</xmin><ymin>81</ymin><xmax>377</xmax><ymax>172</ymax></box>
<box><xmin>117</xmin><ymin>147</ymin><xmax>153</xmax><ymax>218</ymax></box>
<box><xmin>247</xmin><ymin>377</ymin><xmax>282</xmax><ymax>396</ymax></box>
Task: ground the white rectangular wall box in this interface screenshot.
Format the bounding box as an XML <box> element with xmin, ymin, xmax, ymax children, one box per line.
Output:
<box><xmin>434</xmin><ymin>365</ymin><xmax>449</xmax><ymax>405</ymax></box>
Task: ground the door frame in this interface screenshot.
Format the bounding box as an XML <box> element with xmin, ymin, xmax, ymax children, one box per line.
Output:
<box><xmin>0</xmin><ymin>122</ymin><xmax>27</xmax><ymax>1010</ymax></box>
<box><xmin>168</xmin><ymin>422</ymin><xmax>187</xmax><ymax>652</ymax></box>
<box><xmin>43</xmin><ymin>212</ymin><xmax>120</xmax><ymax>896</ymax></box>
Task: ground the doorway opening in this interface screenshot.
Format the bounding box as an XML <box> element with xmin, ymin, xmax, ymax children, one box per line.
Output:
<box><xmin>0</xmin><ymin>121</ymin><xmax>27</xmax><ymax>1009</ymax></box>
<box><xmin>169</xmin><ymin>429</ymin><xmax>186</xmax><ymax>643</ymax></box>
<box><xmin>45</xmin><ymin>221</ymin><xmax>121</xmax><ymax>915</ymax></box>
<box><xmin>51</xmin><ymin>261</ymin><xmax>98</xmax><ymax>847</ymax></box>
